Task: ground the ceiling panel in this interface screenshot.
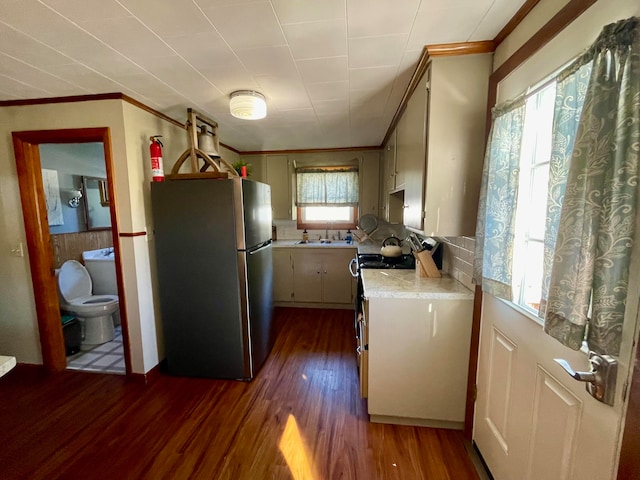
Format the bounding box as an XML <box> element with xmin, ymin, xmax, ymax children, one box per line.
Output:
<box><xmin>347</xmin><ymin>0</ymin><xmax>420</xmax><ymax>38</ymax></box>
<box><xmin>470</xmin><ymin>0</ymin><xmax>529</xmax><ymax>41</ymax></box>
<box><xmin>307</xmin><ymin>81</ymin><xmax>349</xmax><ymax>102</ymax></box>
<box><xmin>349</xmin><ymin>65</ymin><xmax>398</xmax><ymax>91</ymax></box>
<box><xmin>0</xmin><ymin>0</ymin><xmax>527</xmax><ymax>151</ymax></box>
<box><xmin>296</xmin><ymin>56</ymin><xmax>349</xmax><ymax>83</ymax></box>
<box><xmin>117</xmin><ymin>0</ymin><xmax>214</xmax><ymax>38</ymax></box>
<box><xmin>41</xmin><ymin>0</ymin><xmax>131</xmax><ymax>23</ymax></box>
<box><xmin>282</xmin><ymin>20</ymin><xmax>347</xmax><ymax>60</ymax></box>
<box><xmin>235</xmin><ymin>46</ymin><xmax>298</xmax><ymax>77</ymax></box>
<box><xmin>348</xmin><ymin>34</ymin><xmax>408</xmax><ymax>69</ymax></box>
<box><xmin>0</xmin><ymin>29</ymin><xmax>75</xmax><ymax>67</ymax></box>
<box><xmin>272</xmin><ymin>0</ymin><xmax>345</xmax><ymax>24</ymax></box>
<box><xmin>201</xmin><ymin>2</ymin><xmax>286</xmax><ymax>50</ymax></box>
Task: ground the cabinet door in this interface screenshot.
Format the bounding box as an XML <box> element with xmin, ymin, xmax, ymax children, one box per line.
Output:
<box><xmin>368</xmin><ymin>297</ymin><xmax>473</xmax><ymax>424</ymax></box>
<box><xmin>273</xmin><ymin>249</ymin><xmax>294</xmax><ymax>302</ymax></box>
<box><xmin>321</xmin><ymin>250</ymin><xmax>355</xmax><ymax>304</ymax></box>
<box><xmin>394</xmin><ymin>117</ymin><xmax>408</xmax><ymax>191</ymax></box>
<box><xmin>423</xmin><ymin>55</ymin><xmax>491</xmax><ymax>236</ymax></box>
<box><xmin>292</xmin><ymin>250</ymin><xmax>322</xmax><ymax>303</ymax></box>
<box><xmin>401</xmin><ymin>69</ymin><xmax>428</xmax><ymax>231</ymax></box>
<box><xmin>359</xmin><ymin>152</ymin><xmax>380</xmax><ymax>218</ymax></box>
<box><xmin>265</xmin><ymin>155</ymin><xmax>291</xmax><ymax>220</ymax></box>
<box><xmin>386</xmin><ymin>129</ymin><xmax>397</xmax><ymax>192</ymax></box>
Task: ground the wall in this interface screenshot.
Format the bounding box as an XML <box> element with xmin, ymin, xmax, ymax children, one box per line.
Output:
<box><xmin>0</xmin><ymin>99</ymin><xmax>197</xmax><ymax>373</ymax></box>
<box><xmin>475</xmin><ymin>0</ymin><xmax>640</xmax><ymax>471</ymax></box>
<box><xmin>118</xmin><ymin>103</ymin><xmax>236</xmax><ymax>370</ymax></box>
<box><xmin>493</xmin><ymin>0</ymin><xmax>570</xmax><ymax>69</ymax></box>
<box><xmin>496</xmin><ymin>0</ymin><xmax>639</xmax><ymax>102</ymax></box>
<box><xmin>40</xmin><ymin>142</ymin><xmax>107</xmax><ymax>234</ymax></box>
<box><xmin>0</xmin><ymin>100</ymin><xmax>125</xmax><ymax>364</ymax></box>
<box><xmin>51</xmin><ymin>230</ymin><xmax>113</xmax><ymax>268</ymax></box>
<box><xmin>241</xmin><ymin>149</ymin><xmax>381</xmax><ymax>240</ymax></box>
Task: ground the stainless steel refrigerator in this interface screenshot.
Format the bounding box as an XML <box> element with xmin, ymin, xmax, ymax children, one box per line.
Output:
<box><xmin>151</xmin><ymin>177</ymin><xmax>274</xmax><ymax>380</ymax></box>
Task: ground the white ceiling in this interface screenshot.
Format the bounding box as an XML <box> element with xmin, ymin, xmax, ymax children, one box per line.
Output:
<box><xmin>0</xmin><ymin>0</ymin><xmax>525</xmax><ymax>152</ymax></box>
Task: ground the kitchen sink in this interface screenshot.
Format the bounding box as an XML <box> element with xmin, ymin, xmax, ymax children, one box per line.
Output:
<box><xmin>295</xmin><ymin>239</ymin><xmax>354</xmax><ymax>246</ymax></box>
<box><xmin>296</xmin><ymin>239</ymin><xmax>331</xmax><ymax>244</ymax></box>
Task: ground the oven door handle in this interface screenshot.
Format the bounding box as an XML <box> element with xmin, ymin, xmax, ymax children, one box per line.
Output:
<box><xmin>348</xmin><ymin>257</ymin><xmax>359</xmax><ymax>278</ymax></box>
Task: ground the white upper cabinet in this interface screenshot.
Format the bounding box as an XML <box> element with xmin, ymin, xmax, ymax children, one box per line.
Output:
<box><xmin>242</xmin><ymin>151</ymin><xmax>380</xmax><ymax>223</ymax></box>
<box><xmin>265</xmin><ymin>155</ymin><xmax>292</xmax><ymax>220</ymax></box>
<box><xmin>424</xmin><ymin>54</ymin><xmax>491</xmax><ymax>236</ymax></box>
<box><xmin>359</xmin><ymin>151</ymin><xmax>380</xmax><ymax>218</ymax></box>
<box><xmin>385</xmin><ymin>53</ymin><xmax>491</xmax><ymax>235</ymax></box>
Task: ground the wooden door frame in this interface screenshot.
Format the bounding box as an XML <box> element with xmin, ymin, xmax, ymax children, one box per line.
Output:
<box><xmin>12</xmin><ymin>127</ymin><xmax>131</xmax><ymax>374</ymax></box>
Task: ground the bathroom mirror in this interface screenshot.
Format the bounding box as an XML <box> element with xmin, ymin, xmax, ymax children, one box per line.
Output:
<box><xmin>82</xmin><ymin>176</ymin><xmax>111</xmax><ymax>230</ymax></box>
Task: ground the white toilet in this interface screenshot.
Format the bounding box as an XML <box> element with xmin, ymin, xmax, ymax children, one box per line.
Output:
<box><xmin>57</xmin><ymin>260</ymin><xmax>119</xmax><ymax>346</ymax></box>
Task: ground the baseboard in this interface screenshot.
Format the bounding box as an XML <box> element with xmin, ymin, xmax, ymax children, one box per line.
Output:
<box><xmin>127</xmin><ymin>362</ymin><xmax>162</xmax><ymax>385</ymax></box>
<box><xmin>466</xmin><ymin>440</ymin><xmax>494</xmax><ymax>480</ymax></box>
<box><xmin>370</xmin><ymin>414</ymin><xmax>464</xmax><ymax>430</ymax></box>
<box><xmin>274</xmin><ymin>302</ymin><xmax>355</xmax><ymax>310</ymax></box>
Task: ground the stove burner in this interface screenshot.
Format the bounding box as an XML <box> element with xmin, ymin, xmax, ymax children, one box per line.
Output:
<box><xmin>357</xmin><ymin>253</ymin><xmax>415</xmax><ymax>270</ymax></box>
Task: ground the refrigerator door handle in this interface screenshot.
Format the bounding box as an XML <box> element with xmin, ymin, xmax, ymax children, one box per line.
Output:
<box><xmin>249</xmin><ymin>240</ymin><xmax>272</xmax><ymax>255</ymax></box>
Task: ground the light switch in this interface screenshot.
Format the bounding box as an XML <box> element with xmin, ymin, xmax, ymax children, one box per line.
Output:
<box><xmin>10</xmin><ymin>243</ymin><xmax>24</xmax><ymax>257</ymax></box>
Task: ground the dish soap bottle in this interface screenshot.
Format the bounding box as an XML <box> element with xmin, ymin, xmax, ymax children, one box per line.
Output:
<box><xmin>302</xmin><ymin>229</ymin><xmax>309</xmax><ymax>242</ymax></box>
<box><xmin>345</xmin><ymin>229</ymin><xmax>352</xmax><ymax>244</ymax></box>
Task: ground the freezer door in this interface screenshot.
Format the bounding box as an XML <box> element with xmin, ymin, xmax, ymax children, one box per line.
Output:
<box><xmin>243</xmin><ymin>241</ymin><xmax>274</xmax><ymax>376</ymax></box>
<box><xmin>239</xmin><ymin>178</ymin><xmax>272</xmax><ymax>249</ymax></box>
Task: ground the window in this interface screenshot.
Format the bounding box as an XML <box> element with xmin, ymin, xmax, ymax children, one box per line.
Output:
<box><xmin>476</xmin><ymin>66</ymin><xmax>588</xmax><ymax>319</ymax></box>
<box><xmin>512</xmin><ymin>83</ymin><xmax>556</xmax><ymax>314</ymax></box>
<box><xmin>296</xmin><ymin>167</ymin><xmax>358</xmax><ymax>229</ymax></box>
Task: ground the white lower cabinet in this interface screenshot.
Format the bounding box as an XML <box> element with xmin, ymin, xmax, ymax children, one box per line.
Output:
<box><xmin>273</xmin><ymin>248</ymin><xmax>356</xmax><ymax>306</ymax></box>
<box><xmin>273</xmin><ymin>248</ymin><xmax>294</xmax><ymax>302</ymax></box>
<box><xmin>367</xmin><ymin>296</ymin><xmax>473</xmax><ymax>428</ymax></box>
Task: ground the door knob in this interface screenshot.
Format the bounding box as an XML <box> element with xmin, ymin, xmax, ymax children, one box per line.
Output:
<box><xmin>554</xmin><ymin>359</ymin><xmax>597</xmax><ymax>382</ymax></box>
<box><xmin>554</xmin><ymin>352</ymin><xmax>617</xmax><ymax>406</ymax></box>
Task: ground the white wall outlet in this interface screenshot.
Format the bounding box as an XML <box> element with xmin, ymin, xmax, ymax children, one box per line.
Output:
<box><xmin>10</xmin><ymin>243</ymin><xmax>24</xmax><ymax>257</ymax></box>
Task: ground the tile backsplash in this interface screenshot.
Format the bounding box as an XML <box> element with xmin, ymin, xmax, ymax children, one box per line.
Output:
<box><xmin>274</xmin><ymin>220</ymin><xmax>477</xmax><ymax>292</ymax></box>
<box><xmin>273</xmin><ymin>219</ymin><xmax>407</xmax><ymax>243</ymax></box>
<box><xmin>439</xmin><ymin>236</ymin><xmax>475</xmax><ymax>291</ymax></box>
<box><xmin>273</xmin><ymin>220</ymin><xmax>350</xmax><ymax>241</ymax></box>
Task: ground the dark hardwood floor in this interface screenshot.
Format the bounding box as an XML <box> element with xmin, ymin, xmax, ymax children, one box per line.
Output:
<box><xmin>0</xmin><ymin>307</ymin><xmax>480</xmax><ymax>480</ymax></box>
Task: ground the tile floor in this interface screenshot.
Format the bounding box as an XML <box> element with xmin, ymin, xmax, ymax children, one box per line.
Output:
<box><xmin>66</xmin><ymin>325</ymin><xmax>125</xmax><ymax>375</ymax></box>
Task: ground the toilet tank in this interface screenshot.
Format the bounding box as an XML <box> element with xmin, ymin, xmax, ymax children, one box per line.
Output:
<box><xmin>82</xmin><ymin>248</ymin><xmax>117</xmax><ymax>295</ymax></box>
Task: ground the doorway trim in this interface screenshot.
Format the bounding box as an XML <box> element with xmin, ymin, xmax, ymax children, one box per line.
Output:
<box><xmin>12</xmin><ymin>127</ymin><xmax>131</xmax><ymax>374</ymax></box>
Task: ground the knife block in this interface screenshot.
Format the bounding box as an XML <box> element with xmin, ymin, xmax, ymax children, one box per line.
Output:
<box><xmin>414</xmin><ymin>250</ymin><xmax>441</xmax><ymax>278</ymax></box>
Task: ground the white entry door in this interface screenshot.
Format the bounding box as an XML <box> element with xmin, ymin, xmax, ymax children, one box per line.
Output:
<box><xmin>474</xmin><ymin>288</ymin><xmax>639</xmax><ymax>480</ymax></box>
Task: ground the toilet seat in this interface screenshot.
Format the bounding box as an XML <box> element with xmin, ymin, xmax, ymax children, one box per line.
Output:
<box><xmin>59</xmin><ymin>260</ymin><xmax>95</xmax><ymax>302</ymax></box>
<box><xmin>57</xmin><ymin>260</ymin><xmax>119</xmax><ymax>346</ymax></box>
<box><xmin>58</xmin><ymin>260</ymin><xmax>119</xmax><ymax>312</ymax></box>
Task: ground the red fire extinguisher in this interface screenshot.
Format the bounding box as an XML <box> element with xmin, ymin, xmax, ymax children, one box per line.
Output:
<box><xmin>149</xmin><ymin>135</ymin><xmax>164</xmax><ymax>182</ymax></box>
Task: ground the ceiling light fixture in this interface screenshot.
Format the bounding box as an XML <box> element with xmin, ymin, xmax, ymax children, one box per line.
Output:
<box><xmin>229</xmin><ymin>90</ymin><xmax>267</xmax><ymax>120</ymax></box>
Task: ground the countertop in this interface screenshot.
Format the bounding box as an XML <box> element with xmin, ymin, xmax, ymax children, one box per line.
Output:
<box><xmin>362</xmin><ymin>269</ymin><xmax>474</xmax><ymax>300</ymax></box>
<box><xmin>0</xmin><ymin>355</ymin><xmax>17</xmax><ymax>377</ymax></box>
<box><xmin>273</xmin><ymin>240</ymin><xmax>358</xmax><ymax>249</ymax></box>
<box><xmin>272</xmin><ymin>239</ymin><xmax>405</xmax><ymax>255</ymax></box>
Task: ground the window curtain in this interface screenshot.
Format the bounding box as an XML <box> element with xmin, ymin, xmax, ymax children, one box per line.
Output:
<box><xmin>296</xmin><ymin>168</ymin><xmax>358</xmax><ymax>206</ymax></box>
<box><xmin>538</xmin><ymin>62</ymin><xmax>592</xmax><ymax>318</ymax></box>
<box><xmin>544</xmin><ymin>17</ymin><xmax>640</xmax><ymax>355</ymax></box>
<box><xmin>473</xmin><ymin>99</ymin><xmax>526</xmax><ymax>299</ymax></box>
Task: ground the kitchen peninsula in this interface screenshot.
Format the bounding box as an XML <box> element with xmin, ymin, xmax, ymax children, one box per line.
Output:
<box><xmin>361</xmin><ymin>269</ymin><xmax>474</xmax><ymax>429</ymax></box>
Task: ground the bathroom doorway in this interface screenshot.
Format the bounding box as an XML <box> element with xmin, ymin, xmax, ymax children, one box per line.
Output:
<box><xmin>12</xmin><ymin>128</ymin><xmax>131</xmax><ymax>375</ymax></box>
